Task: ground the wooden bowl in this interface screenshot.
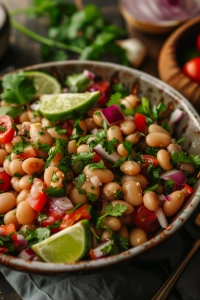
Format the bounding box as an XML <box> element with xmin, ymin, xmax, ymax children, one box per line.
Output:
<box><xmin>158</xmin><ymin>16</ymin><xmax>200</xmax><ymax>112</ymax></box>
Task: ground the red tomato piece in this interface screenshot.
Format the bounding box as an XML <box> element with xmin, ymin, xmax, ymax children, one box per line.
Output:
<box><xmin>0</xmin><ymin>171</ymin><xmax>11</xmax><ymax>192</ymax></box>
<box><xmin>26</xmin><ymin>178</ymin><xmax>47</xmax><ymax>212</ymax></box>
<box><xmin>197</xmin><ymin>34</ymin><xmax>200</xmax><ymax>52</ymax></box>
<box><xmin>60</xmin><ymin>204</ymin><xmax>92</xmax><ymax>230</ymax></box>
<box><xmin>141</xmin><ymin>155</ymin><xmax>159</xmax><ymax>168</ymax></box>
<box><xmin>93</xmin><ymin>153</ymin><xmax>112</xmax><ymax>169</ymax></box>
<box><xmin>134</xmin><ymin>113</ymin><xmax>146</xmax><ymax>133</ymax></box>
<box><xmin>0</xmin><ymin>223</ymin><xmax>16</xmax><ymax>236</ymax></box>
<box><xmin>87</xmin><ymin>81</ymin><xmax>111</xmax><ymax>106</ymax></box>
<box><xmin>40</xmin><ymin>210</ymin><xmax>64</xmax><ymax>230</ymax></box>
<box><xmin>133</xmin><ymin>204</ymin><xmax>160</xmax><ymax>234</ymax></box>
<box><xmin>0</xmin><ymin>247</ymin><xmax>8</xmax><ymax>253</ymax></box>
<box><xmin>58</xmin><ymin>120</ymin><xmax>74</xmax><ymax>138</ymax></box>
<box><xmin>181</xmin><ymin>183</ymin><xmax>194</xmax><ymax>198</ymax></box>
<box><xmin>0</xmin><ymin>116</ymin><xmax>15</xmax><ymax>144</ymax></box>
<box><xmin>18</xmin><ymin>146</ymin><xmax>37</xmax><ymax>159</ymax></box>
<box><xmin>182</xmin><ymin>57</ymin><xmax>200</xmax><ymax>84</ymax></box>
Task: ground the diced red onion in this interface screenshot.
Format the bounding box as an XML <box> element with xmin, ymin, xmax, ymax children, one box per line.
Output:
<box><xmin>158</xmin><ymin>194</ymin><xmax>166</xmax><ymax>201</ymax></box>
<box><xmin>18</xmin><ymin>248</ymin><xmax>36</xmax><ymax>260</ymax></box>
<box><xmin>30</xmin><ymin>101</ymin><xmax>40</xmax><ymax>111</ymax></box>
<box><xmin>90</xmin><ymin>128</ymin><xmax>98</xmax><ymax>134</ymax></box>
<box><xmin>49</xmin><ymin>197</ymin><xmax>74</xmax><ymax>214</ymax></box>
<box><xmin>100</xmin><ymin>198</ymin><xmax>109</xmax><ymax>215</ymax></box>
<box><xmin>155</xmin><ymin>208</ymin><xmax>168</xmax><ymax>228</ymax></box>
<box><xmin>83</xmin><ymin>69</ymin><xmax>95</xmax><ymax>80</ymax></box>
<box><xmin>169</xmin><ymin>108</ymin><xmax>184</xmax><ymax>124</ymax></box>
<box><xmin>90</xmin><ymin>175</ymin><xmax>102</xmax><ymax>187</ymax></box>
<box><xmin>94</xmin><ymin>144</ymin><xmax>121</xmax><ymax>163</ymax></box>
<box><xmin>101</xmin><ymin>105</ymin><xmax>125</xmax><ymax>126</ymax></box>
<box><xmin>15</xmin><ymin>234</ymin><xmax>28</xmax><ymax>248</ymax></box>
<box><xmin>160</xmin><ymin>169</ymin><xmax>186</xmax><ymax>184</ymax></box>
<box><xmin>165</xmin><ymin>195</ymin><xmax>171</xmax><ymax>201</ymax></box>
<box><xmin>90</xmin><ymin>240</ymin><xmax>113</xmax><ymax>260</ymax></box>
<box><xmin>0</xmin><ymin>167</ymin><xmax>4</xmax><ymax>172</ymax></box>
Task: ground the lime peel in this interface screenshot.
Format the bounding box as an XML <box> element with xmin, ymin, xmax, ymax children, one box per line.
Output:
<box><xmin>31</xmin><ymin>220</ymin><xmax>92</xmax><ymax>263</ymax></box>
<box><xmin>39</xmin><ymin>91</ymin><xmax>100</xmax><ymax>121</ymax></box>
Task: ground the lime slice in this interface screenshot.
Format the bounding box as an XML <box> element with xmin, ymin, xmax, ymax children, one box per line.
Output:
<box><xmin>31</xmin><ymin>220</ymin><xmax>92</xmax><ymax>263</ymax></box>
<box><xmin>24</xmin><ymin>71</ymin><xmax>62</xmax><ymax>95</ymax></box>
<box><xmin>39</xmin><ymin>91</ymin><xmax>100</xmax><ymax>121</ymax></box>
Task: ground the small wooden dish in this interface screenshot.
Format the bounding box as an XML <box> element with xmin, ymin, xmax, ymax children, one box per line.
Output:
<box><xmin>158</xmin><ymin>16</ymin><xmax>200</xmax><ymax>112</ymax></box>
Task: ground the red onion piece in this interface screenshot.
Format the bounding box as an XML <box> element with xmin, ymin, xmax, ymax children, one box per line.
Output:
<box><xmin>83</xmin><ymin>69</ymin><xmax>95</xmax><ymax>80</ymax></box>
<box><xmin>100</xmin><ymin>198</ymin><xmax>109</xmax><ymax>215</ymax></box>
<box><xmin>169</xmin><ymin>108</ymin><xmax>184</xmax><ymax>124</ymax></box>
<box><xmin>101</xmin><ymin>105</ymin><xmax>125</xmax><ymax>126</ymax></box>
<box><xmin>18</xmin><ymin>248</ymin><xmax>36</xmax><ymax>260</ymax></box>
<box><xmin>165</xmin><ymin>195</ymin><xmax>171</xmax><ymax>201</ymax></box>
<box><xmin>49</xmin><ymin>197</ymin><xmax>74</xmax><ymax>214</ymax></box>
<box><xmin>155</xmin><ymin>208</ymin><xmax>168</xmax><ymax>228</ymax></box>
<box><xmin>90</xmin><ymin>240</ymin><xmax>113</xmax><ymax>260</ymax></box>
<box><xmin>15</xmin><ymin>234</ymin><xmax>28</xmax><ymax>249</ymax></box>
<box><xmin>94</xmin><ymin>144</ymin><xmax>121</xmax><ymax>163</ymax></box>
<box><xmin>90</xmin><ymin>175</ymin><xmax>102</xmax><ymax>187</ymax></box>
<box><xmin>160</xmin><ymin>169</ymin><xmax>186</xmax><ymax>184</ymax></box>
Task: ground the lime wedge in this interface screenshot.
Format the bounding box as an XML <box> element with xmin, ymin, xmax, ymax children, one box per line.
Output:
<box><xmin>39</xmin><ymin>91</ymin><xmax>100</xmax><ymax>121</ymax></box>
<box><xmin>24</xmin><ymin>71</ymin><xmax>62</xmax><ymax>95</ymax></box>
<box><xmin>31</xmin><ymin>220</ymin><xmax>92</xmax><ymax>263</ymax></box>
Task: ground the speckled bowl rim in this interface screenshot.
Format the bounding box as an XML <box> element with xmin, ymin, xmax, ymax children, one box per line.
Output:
<box><xmin>0</xmin><ymin>60</ymin><xmax>200</xmax><ymax>274</ymax></box>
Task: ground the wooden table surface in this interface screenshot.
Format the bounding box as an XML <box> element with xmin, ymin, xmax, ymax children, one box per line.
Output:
<box><xmin>0</xmin><ymin>1</ymin><xmax>193</xmax><ymax>299</ymax></box>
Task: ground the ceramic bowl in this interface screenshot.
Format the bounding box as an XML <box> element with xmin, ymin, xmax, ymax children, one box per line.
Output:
<box><xmin>119</xmin><ymin>0</ymin><xmax>200</xmax><ymax>35</ymax></box>
<box><xmin>158</xmin><ymin>16</ymin><xmax>200</xmax><ymax>111</ymax></box>
<box><xmin>0</xmin><ymin>61</ymin><xmax>200</xmax><ymax>274</ymax></box>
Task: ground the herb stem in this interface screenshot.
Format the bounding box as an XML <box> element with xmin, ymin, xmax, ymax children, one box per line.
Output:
<box><xmin>9</xmin><ymin>8</ymin><xmax>36</xmax><ymax>16</ymax></box>
<box><xmin>10</xmin><ymin>19</ymin><xmax>83</xmax><ymax>54</ymax></box>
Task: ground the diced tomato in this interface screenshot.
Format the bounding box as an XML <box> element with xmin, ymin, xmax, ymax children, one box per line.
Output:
<box><xmin>0</xmin><ymin>116</ymin><xmax>15</xmax><ymax>144</ymax></box>
<box><xmin>93</xmin><ymin>153</ymin><xmax>112</xmax><ymax>169</ymax></box>
<box><xmin>60</xmin><ymin>204</ymin><xmax>92</xmax><ymax>230</ymax></box>
<box><xmin>181</xmin><ymin>183</ymin><xmax>194</xmax><ymax>198</ymax></box>
<box><xmin>87</xmin><ymin>81</ymin><xmax>111</xmax><ymax>106</ymax></box>
<box><xmin>141</xmin><ymin>155</ymin><xmax>159</xmax><ymax>168</ymax></box>
<box><xmin>18</xmin><ymin>146</ymin><xmax>37</xmax><ymax>159</ymax></box>
<box><xmin>196</xmin><ymin>34</ymin><xmax>200</xmax><ymax>52</ymax></box>
<box><xmin>182</xmin><ymin>57</ymin><xmax>200</xmax><ymax>84</ymax></box>
<box><xmin>40</xmin><ymin>209</ymin><xmax>64</xmax><ymax>229</ymax></box>
<box><xmin>58</xmin><ymin>120</ymin><xmax>74</xmax><ymax>138</ymax></box>
<box><xmin>134</xmin><ymin>113</ymin><xmax>146</xmax><ymax>133</ymax></box>
<box><xmin>0</xmin><ymin>170</ymin><xmax>11</xmax><ymax>192</ymax></box>
<box><xmin>133</xmin><ymin>204</ymin><xmax>160</xmax><ymax>234</ymax></box>
<box><xmin>0</xmin><ymin>247</ymin><xmax>8</xmax><ymax>254</ymax></box>
<box><xmin>0</xmin><ymin>223</ymin><xmax>16</xmax><ymax>236</ymax></box>
<box><xmin>26</xmin><ymin>178</ymin><xmax>47</xmax><ymax>212</ymax></box>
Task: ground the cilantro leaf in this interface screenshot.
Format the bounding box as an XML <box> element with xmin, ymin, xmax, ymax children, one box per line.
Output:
<box><xmin>114</xmin><ymin>189</ymin><xmax>124</xmax><ymax>199</ymax></box>
<box><xmin>188</xmin><ymin>154</ymin><xmax>200</xmax><ymax>168</ymax></box>
<box><xmin>171</xmin><ymin>151</ymin><xmax>193</xmax><ymax>165</ymax></box>
<box><xmin>70</xmin><ymin>118</ymin><xmax>84</xmax><ymax>140</ymax></box>
<box><xmin>112</xmin><ymin>157</ymin><xmax>126</xmax><ymax>168</ymax></box>
<box><xmin>37</xmin><ymin>213</ymin><xmax>48</xmax><ymax>222</ymax></box>
<box><xmin>74</xmin><ymin>174</ymin><xmax>87</xmax><ymax>194</ymax></box>
<box><xmin>1</xmin><ymin>72</ymin><xmax>36</xmax><ymax>104</ymax></box>
<box><xmin>0</xmin><ymin>106</ymin><xmax>23</xmax><ymax>119</ymax></box>
<box><xmin>122</xmin><ymin>140</ymin><xmax>133</xmax><ymax>156</ymax></box>
<box><xmin>112</xmin><ymin>82</ymin><xmax>129</xmax><ymax>98</ymax></box>
<box><xmin>107</xmin><ymin>92</ymin><xmax>121</xmax><ymax>107</ymax></box>
<box><xmin>65</xmin><ymin>73</ymin><xmax>91</xmax><ymax>92</ymax></box>
<box><xmin>24</xmin><ymin>227</ymin><xmax>50</xmax><ymax>246</ymax></box>
<box><xmin>152</xmin><ymin>103</ymin><xmax>167</xmax><ymax>120</ymax></box>
<box><xmin>165</xmin><ymin>180</ymin><xmax>175</xmax><ymax>194</ymax></box>
<box><xmin>102</xmin><ymin>137</ymin><xmax>118</xmax><ymax>155</ymax></box>
<box><xmin>12</xmin><ymin>136</ymin><xmax>31</xmax><ymax>154</ymax></box>
<box><xmin>87</xmin><ymin>192</ymin><xmax>98</xmax><ymax>202</ymax></box>
<box><xmin>45</xmin><ymin>186</ymin><xmax>65</xmax><ymax>197</ymax></box>
<box><xmin>96</xmin><ymin>203</ymin><xmax>127</xmax><ymax>227</ymax></box>
<box><xmin>55</xmin><ymin>126</ymin><xmax>67</xmax><ymax>135</ymax></box>
<box><xmin>71</xmin><ymin>152</ymin><xmax>95</xmax><ymax>173</ymax></box>
<box><xmin>144</xmin><ymin>184</ymin><xmax>159</xmax><ymax>193</ymax></box>
<box><xmin>89</xmin><ymin>160</ymin><xmax>106</xmax><ymax>170</ymax></box>
<box><xmin>44</xmin><ymin>139</ymin><xmax>61</xmax><ymax>169</ymax></box>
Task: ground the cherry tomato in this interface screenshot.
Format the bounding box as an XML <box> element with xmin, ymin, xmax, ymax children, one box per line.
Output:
<box><xmin>18</xmin><ymin>146</ymin><xmax>37</xmax><ymax>159</ymax></box>
<box><xmin>0</xmin><ymin>223</ymin><xmax>16</xmax><ymax>236</ymax></box>
<box><xmin>58</xmin><ymin>120</ymin><xmax>74</xmax><ymax>138</ymax></box>
<box><xmin>182</xmin><ymin>57</ymin><xmax>200</xmax><ymax>84</ymax></box>
<box><xmin>0</xmin><ymin>170</ymin><xmax>11</xmax><ymax>192</ymax></box>
<box><xmin>26</xmin><ymin>178</ymin><xmax>47</xmax><ymax>212</ymax></box>
<box><xmin>87</xmin><ymin>81</ymin><xmax>111</xmax><ymax>106</ymax></box>
<box><xmin>181</xmin><ymin>183</ymin><xmax>194</xmax><ymax>198</ymax></box>
<box><xmin>133</xmin><ymin>204</ymin><xmax>160</xmax><ymax>234</ymax></box>
<box><xmin>0</xmin><ymin>116</ymin><xmax>15</xmax><ymax>144</ymax></box>
<box><xmin>197</xmin><ymin>34</ymin><xmax>200</xmax><ymax>52</ymax></box>
<box><xmin>60</xmin><ymin>204</ymin><xmax>92</xmax><ymax>230</ymax></box>
<box><xmin>134</xmin><ymin>113</ymin><xmax>146</xmax><ymax>133</ymax></box>
<box><xmin>93</xmin><ymin>153</ymin><xmax>112</xmax><ymax>169</ymax></box>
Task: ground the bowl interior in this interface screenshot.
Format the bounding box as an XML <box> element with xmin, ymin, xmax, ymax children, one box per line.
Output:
<box><xmin>0</xmin><ymin>60</ymin><xmax>200</xmax><ymax>274</ymax></box>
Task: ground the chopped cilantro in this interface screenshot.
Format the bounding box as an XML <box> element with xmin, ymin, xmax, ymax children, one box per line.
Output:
<box><xmin>12</xmin><ymin>136</ymin><xmax>31</xmax><ymax>154</ymax></box>
<box><xmin>106</xmin><ymin>92</ymin><xmax>121</xmax><ymax>107</ymax></box>
<box><xmin>24</xmin><ymin>227</ymin><xmax>50</xmax><ymax>246</ymax></box>
<box><xmin>102</xmin><ymin>137</ymin><xmax>118</xmax><ymax>155</ymax></box>
<box><xmin>38</xmin><ymin>213</ymin><xmax>48</xmax><ymax>222</ymax></box>
<box><xmin>96</xmin><ymin>203</ymin><xmax>127</xmax><ymax>228</ymax></box>
<box><xmin>45</xmin><ymin>186</ymin><xmax>65</xmax><ymax>197</ymax></box>
<box><xmin>144</xmin><ymin>184</ymin><xmax>159</xmax><ymax>193</ymax></box>
<box><xmin>165</xmin><ymin>180</ymin><xmax>174</xmax><ymax>194</ymax></box>
<box><xmin>74</xmin><ymin>174</ymin><xmax>87</xmax><ymax>194</ymax></box>
<box><xmin>89</xmin><ymin>161</ymin><xmax>106</xmax><ymax>170</ymax></box>
<box><xmin>114</xmin><ymin>189</ymin><xmax>123</xmax><ymax>199</ymax></box>
<box><xmin>55</xmin><ymin>126</ymin><xmax>67</xmax><ymax>135</ymax></box>
<box><xmin>152</xmin><ymin>103</ymin><xmax>167</xmax><ymax>120</ymax></box>
<box><xmin>112</xmin><ymin>157</ymin><xmax>126</xmax><ymax>168</ymax></box>
<box><xmin>51</xmin><ymin>172</ymin><xmax>59</xmax><ymax>182</ymax></box>
<box><xmin>122</xmin><ymin>140</ymin><xmax>133</xmax><ymax>156</ymax></box>
<box><xmin>87</xmin><ymin>192</ymin><xmax>98</xmax><ymax>202</ymax></box>
<box><xmin>70</xmin><ymin>118</ymin><xmax>84</xmax><ymax>140</ymax></box>
<box><xmin>44</xmin><ymin>139</ymin><xmax>61</xmax><ymax>169</ymax></box>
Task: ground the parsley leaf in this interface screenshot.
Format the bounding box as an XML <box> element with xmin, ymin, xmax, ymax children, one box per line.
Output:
<box><xmin>102</xmin><ymin>137</ymin><xmax>118</xmax><ymax>155</ymax></box>
<box><xmin>122</xmin><ymin>140</ymin><xmax>133</xmax><ymax>156</ymax></box>
<box><xmin>1</xmin><ymin>72</ymin><xmax>36</xmax><ymax>104</ymax></box>
<box><xmin>188</xmin><ymin>154</ymin><xmax>200</xmax><ymax>168</ymax></box>
<box><xmin>12</xmin><ymin>136</ymin><xmax>31</xmax><ymax>154</ymax></box>
<box><xmin>107</xmin><ymin>92</ymin><xmax>121</xmax><ymax>107</ymax></box>
<box><xmin>171</xmin><ymin>151</ymin><xmax>193</xmax><ymax>165</ymax></box>
<box><xmin>112</xmin><ymin>157</ymin><xmax>126</xmax><ymax>168</ymax></box>
<box><xmin>71</xmin><ymin>152</ymin><xmax>95</xmax><ymax>173</ymax></box>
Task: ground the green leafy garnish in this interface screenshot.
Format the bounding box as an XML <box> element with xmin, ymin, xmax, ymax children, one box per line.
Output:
<box><xmin>65</xmin><ymin>73</ymin><xmax>91</xmax><ymax>92</ymax></box>
<box><xmin>38</xmin><ymin>213</ymin><xmax>48</xmax><ymax>222</ymax></box>
<box><xmin>1</xmin><ymin>72</ymin><xmax>36</xmax><ymax>104</ymax></box>
<box><xmin>74</xmin><ymin>174</ymin><xmax>86</xmax><ymax>194</ymax></box>
<box><xmin>89</xmin><ymin>160</ymin><xmax>106</xmax><ymax>170</ymax></box>
<box><xmin>96</xmin><ymin>203</ymin><xmax>127</xmax><ymax>228</ymax></box>
<box><xmin>112</xmin><ymin>157</ymin><xmax>126</xmax><ymax>168</ymax></box>
<box><xmin>45</xmin><ymin>186</ymin><xmax>65</xmax><ymax>197</ymax></box>
<box><xmin>87</xmin><ymin>192</ymin><xmax>98</xmax><ymax>202</ymax></box>
<box><xmin>114</xmin><ymin>189</ymin><xmax>123</xmax><ymax>199</ymax></box>
<box><xmin>102</xmin><ymin>137</ymin><xmax>119</xmax><ymax>155</ymax></box>
<box><xmin>12</xmin><ymin>136</ymin><xmax>31</xmax><ymax>154</ymax></box>
<box><xmin>107</xmin><ymin>92</ymin><xmax>121</xmax><ymax>107</ymax></box>
<box><xmin>24</xmin><ymin>227</ymin><xmax>50</xmax><ymax>246</ymax></box>
<box><xmin>144</xmin><ymin>184</ymin><xmax>159</xmax><ymax>193</ymax></box>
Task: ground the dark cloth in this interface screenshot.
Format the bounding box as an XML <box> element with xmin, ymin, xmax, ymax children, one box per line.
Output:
<box><xmin>1</xmin><ymin>205</ymin><xmax>200</xmax><ymax>300</ymax></box>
